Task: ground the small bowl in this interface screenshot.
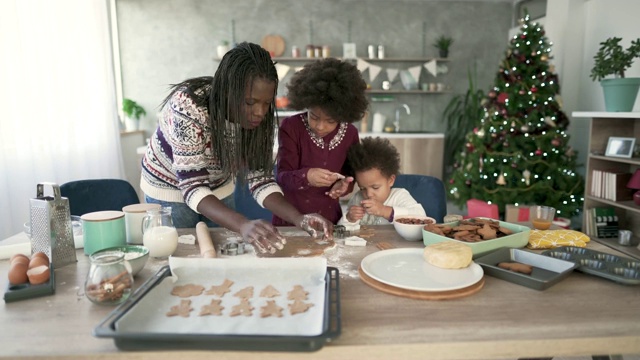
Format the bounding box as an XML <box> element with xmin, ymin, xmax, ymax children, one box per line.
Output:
<box><xmin>93</xmin><ymin>245</ymin><xmax>149</xmax><ymax>276</ymax></box>
<box><xmin>393</xmin><ymin>215</ymin><xmax>437</xmax><ymax>241</ymax></box>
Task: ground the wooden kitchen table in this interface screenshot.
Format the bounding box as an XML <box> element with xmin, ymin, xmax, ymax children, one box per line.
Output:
<box><xmin>1</xmin><ymin>225</ymin><xmax>639</xmax><ymax>360</ymax></box>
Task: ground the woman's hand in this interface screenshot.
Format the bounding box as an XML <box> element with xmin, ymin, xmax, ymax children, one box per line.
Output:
<box><xmin>297</xmin><ymin>213</ymin><xmax>334</xmax><ymax>240</ymax></box>
<box><xmin>238</xmin><ymin>219</ymin><xmax>286</xmax><ymax>254</ymax></box>
<box><xmin>360</xmin><ymin>199</ymin><xmax>392</xmax><ymax>220</ymax></box>
<box><xmin>346</xmin><ymin>205</ymin><xmax>365</xmax><ymax>223</ymax></box>
<box><xmin>326</xmin><ymin>177</ymin><xmax>354</xmax><ymax>199</ymax></box>
<box><xmin>307</xmin><ymin>168</ymin><xmax>342</xmax><ymax>187</ymax></box>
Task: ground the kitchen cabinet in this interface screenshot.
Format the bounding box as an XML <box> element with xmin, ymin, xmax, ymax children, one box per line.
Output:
<box><xmin>573</xmin><ymin>111</ymin><xmax>640</xmax><ymax>259</ymax></box>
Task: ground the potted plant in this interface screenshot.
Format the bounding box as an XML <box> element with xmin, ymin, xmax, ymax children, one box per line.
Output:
<box><xmin>590</xmin><ymin>37</ymin><xmax>640</xmax><ymax>112</ymax></box>
<box><xmin>433</xmin><ymin>35</ymin><xmax>454</xmax><ymax>58</ymax></box>
<box><xmin>122</xmin><ymin>98</ymin><xmax>146</xmax><ymax>131</ymax></box>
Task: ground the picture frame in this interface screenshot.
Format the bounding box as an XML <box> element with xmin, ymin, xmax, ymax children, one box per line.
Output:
<box><xmin>605</xmin><ymin>137</ymin><xmax>636</xmax><ymax>158</ymax></box>
<box><xmin>342</xmin><ymin>43</ymin><xmax>356</xmax><ymax>59</ymax></box>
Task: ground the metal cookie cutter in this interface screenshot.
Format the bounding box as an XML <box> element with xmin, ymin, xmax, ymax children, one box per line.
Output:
<box><xmin>333</xmin><ymin>225</ymin><xmax>350</xmax><ymax>239</ymax></box>
<box><xmin>221</xmin><ymin>242</ymin><xmax>247</xmax><ymax>256</ymax></box>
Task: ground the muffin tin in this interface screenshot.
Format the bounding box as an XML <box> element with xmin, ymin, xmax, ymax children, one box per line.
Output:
<box><xmin>542</xmin><ymin>246</ymin><xmax>640</xmax><ymax>285</ymax></box>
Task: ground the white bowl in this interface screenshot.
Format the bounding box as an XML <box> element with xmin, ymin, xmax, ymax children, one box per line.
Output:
<box><xmin>393</xmin><ymin>215</ymin><xmax>437</xmax><ymax>241</ymax></box>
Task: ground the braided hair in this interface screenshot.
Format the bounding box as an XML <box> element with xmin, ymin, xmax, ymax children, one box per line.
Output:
<box><xmin>161</xmin><ymin>42</ymin><xmax>278</xmax><ymax>182</ymax></box>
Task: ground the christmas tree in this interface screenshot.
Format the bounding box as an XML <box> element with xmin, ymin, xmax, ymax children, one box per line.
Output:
<box><xmin>447</xmin><ymin>13</ymin><xmax>584</xmax><ymax>219</ymax></box>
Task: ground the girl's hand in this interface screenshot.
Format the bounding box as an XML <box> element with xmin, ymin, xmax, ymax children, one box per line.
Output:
<box><xmin>238</xmin><ymin>220</ymin><xmax>286</xmax><ymax>254</ymax></box>
<box><xmin>346</xmin><ymin>205</ymin><xmax>365</xmax><ymax>223</ymax></box>
<box><xmin>307</xmin><ymin>168</ymin><xmax>342</xmax><ymax>187</ymax></box>
<box><xmin>326</xmin><ymin>177</ymin><xmax>354</xmax><ymax>199</ymax></box>
<box><xmin>360</xmin><ymin>199</ymin><xmax>390</xmax><ymax>219</ymax></box>
<box><xmin>297</xmin><ymin>213</ymin><xmax>333</xmax><ymax>240</ymax></box>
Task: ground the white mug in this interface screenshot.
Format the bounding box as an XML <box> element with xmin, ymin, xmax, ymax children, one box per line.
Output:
<box><xmin>122</xmin><ymin>203</ymin><xmax>161</xmax><ymax>245</ymax></box>
<box><xmin>372</xmin><ymin>112</ymin><xmax>386</xmax><ymax>133</ymax></box>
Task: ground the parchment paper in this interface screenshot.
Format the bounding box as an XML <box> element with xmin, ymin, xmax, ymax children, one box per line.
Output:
<box><xmin>115</xmin><ymin>257</ymin><xmax>327</xmax><ymax>336</ymax></box>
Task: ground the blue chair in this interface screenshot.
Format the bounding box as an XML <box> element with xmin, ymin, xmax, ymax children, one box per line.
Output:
<box><xmin>60</xmin><ymin>179</ymin><xmax>140</xmax><ymax>216</ymax></box>
<box><xmin>393</xmin><ymin>174</ymin><xmax>447</xmax><ymax>223</ymax></box>
<box><xmin>233</xmin><ymin>179</ymin><xmax>273</xmax><ymax>222</ymax></box>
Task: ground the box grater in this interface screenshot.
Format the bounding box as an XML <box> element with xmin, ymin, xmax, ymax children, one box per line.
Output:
<box><xmin>29</xmin><ymin>182</ymin><xmax>77</xmax><ymax>267</ymax></box>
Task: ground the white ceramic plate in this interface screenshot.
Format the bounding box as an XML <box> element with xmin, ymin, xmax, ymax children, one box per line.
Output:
<box><xmin>360</xmin><ymin>248</ymin><xmax>483</xmax><ymax>292</ymax></box>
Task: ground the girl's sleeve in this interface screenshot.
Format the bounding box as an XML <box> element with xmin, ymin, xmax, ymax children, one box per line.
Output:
<box><xmin>276</xmin><ymin>118</ymin><xmax>312</xmax><ymax>191</ymax></box>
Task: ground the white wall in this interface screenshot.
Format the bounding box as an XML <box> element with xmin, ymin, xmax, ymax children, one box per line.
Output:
<box><xmin>545</xmin><ymin>0</ymin><xmax>640</xmax><ymax>177</ymax></box>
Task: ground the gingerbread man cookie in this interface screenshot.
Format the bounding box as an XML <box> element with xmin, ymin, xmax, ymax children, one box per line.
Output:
<box><xmin>259</xmin><ymin>285</ymin><xmax>280</xmax><ymax>298</ymax></box>
<box><xmin>171</xmin><ymin>284</ymin><xmax>205</xmax><ymax>298</ymax></box>
<box><xmin>260</xmin><ymin>300</ymin><xmax>284</xmax><ymax>318</ymax></box>
<box><xmin>287</xmin><ymin>285</ymin><xmax>308</xmax><ymax>301</ymax></box>
<box><xmin>233</xmin><ymin>286</ymin><xmax>254</xmax><ymax>299</ymax></box>
<box><xmin>288</xmin><ymin>299</ymin><xmax>314</xmax><ymax>315</ymax></box>
<box><xmin>205</xmin><ymin>279</ymin><xmax>234</xmax><ymax>297</ymax></box>
<box><xmin>166</xmin><ymin>299</ymin><xmax>194</xmax><ymax>317</ymax></box>
<box><xmin>230</xmin><ymin>298</ymin><xmax>254</xmax><ymax>317</ymax></box>
<box><xmin>199</xmin><ymin>299</ymin><xmax>225</xmax><ymax>316</ymax></box>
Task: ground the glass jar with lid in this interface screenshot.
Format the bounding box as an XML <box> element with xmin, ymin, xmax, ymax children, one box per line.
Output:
<box><xmin>84</xmin><ymin>250</ymin><xmax>133</xmax><ymax>305</ymax></box>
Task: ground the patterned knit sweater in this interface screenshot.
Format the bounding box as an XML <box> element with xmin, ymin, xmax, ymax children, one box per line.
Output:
<box><xmin>140</xmin><ymin>85</ymin><xmax>281</xmax><ymax>213</ymax></box>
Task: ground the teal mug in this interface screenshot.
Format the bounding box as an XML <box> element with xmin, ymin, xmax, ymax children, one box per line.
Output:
<box><xmin>81</xmin><ymin>211</ymin><xmax>126</xmax><ymax>255</ymax></box>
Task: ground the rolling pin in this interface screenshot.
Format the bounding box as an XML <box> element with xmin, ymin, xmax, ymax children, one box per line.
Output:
<box><xmin>196</xmin><ymin>221</ymin><xmax>216</xmax><ymax>258</ymax></box>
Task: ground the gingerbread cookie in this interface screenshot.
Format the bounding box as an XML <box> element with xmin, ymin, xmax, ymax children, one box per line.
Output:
<box><xmin>199</xmin><ymin>299</ymin><xmax>224</xmax><ymax>316</ymax></box>
<box><xmin>288</xmin><ymin>299</ymin><xmax>313</xmax><ymax>315</ymax></box>
<box><xmin>233</xmin><ymin>286</ymin><xmax>254</xmax><ymax>299</ymax></box>
<box><xmin>166</xmin><ymin>299</ymin><xmax>193</xmax><ymax>317</ymax></box>
<box><xmin>477</xmin><ymin>223</ymin><xmax>497</xmax><ymax>240</ymax></box>
<box><xmin>171</xmin><ymin>284</ymin><xmax>205</xmax><ymax>298</ymax></box>
<box><xmin>230</xmin><ymin>299</ymin><xmax>254</xmax><ymax>317</ymax></box>
<box><xmin>287</xmin><ymin>285</ymin><xmax>308</xmax><ymax>301</ymax></box>
<box><xmin>259</xmin><ymin>285</ymin><xmax>280</xmax><ymax>298</ymax></box>
<box><xmin>260</xmin><ymin>300</ymin><xmax>284</xmax><ymax>318</ymax></box>
<box><xmin>205</xmin><ymin>279</ymin><xmax>234</xmax><ymax>297</ymax></box>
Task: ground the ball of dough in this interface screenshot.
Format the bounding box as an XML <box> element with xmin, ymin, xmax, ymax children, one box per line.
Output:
<box><xmin>423</xmin><ymin>242</ymin><xmax>473</xmax><ymax>269</ymax></box>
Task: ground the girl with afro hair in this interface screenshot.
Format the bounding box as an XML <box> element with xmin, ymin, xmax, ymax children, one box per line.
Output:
<box><xmin>338</xmin><ymin>137</ymin><xmax>425</xmax><ymax>226</ymax></box>
<box><xmin>274</xmin><ymin>58</ymin><xmax>369</xmax><ymax>225</ymax></box>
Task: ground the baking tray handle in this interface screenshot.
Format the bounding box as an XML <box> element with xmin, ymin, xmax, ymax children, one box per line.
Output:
<box><xmin>325</xmin><ymin>266</ymin><xmax>341</xmax><ymax>342</ymax></box>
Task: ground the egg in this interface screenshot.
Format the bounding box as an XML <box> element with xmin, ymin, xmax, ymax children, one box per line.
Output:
<box><xmin>26</xmin><ymin>265</ymin><xmax>50</xmax><ymax>285</ymax></box>
<box><xmin>8</xmin><ymin>262</ymin><xmax>29</xmax><ymax>285</ymax></box>
<box><xmin>31</xmin><ymin>252</ymin><xmax>50</xmax><ymax>263</ymax></box>
<box><xmin>29</xmin><ymin>256</ymin><xmax>49</xmax><ymax>269</ymax></box>
<box><xmin>10</xmin><ymin>254</ymin><xmax>30</xmax><ymax>267</ymax></box>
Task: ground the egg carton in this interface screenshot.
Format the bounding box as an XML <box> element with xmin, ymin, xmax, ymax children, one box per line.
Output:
<box><xmin>542</xmin><ymin>246</ymin><xmax>640</xmax><ymax>285</ymax></box>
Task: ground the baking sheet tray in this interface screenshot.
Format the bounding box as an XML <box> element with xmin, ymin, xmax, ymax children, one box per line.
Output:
<box><xmin>475</xmin><ymin>248</ymin><xmax>578</xmax><ymax>290</ymax></box>
<box><xmin>542</xmin><ymin>246</ymin><xmax>640</xmax><ymax>285</ymax></box>
<box><xmin>423</xmin><ymin>218</ymin><xmax>531</xmax><ymax>258</ymax></box>
<box><xmin>94</xmin><ymin>263</ymin><xmax>341</xmax><ymax>352</ymax></box>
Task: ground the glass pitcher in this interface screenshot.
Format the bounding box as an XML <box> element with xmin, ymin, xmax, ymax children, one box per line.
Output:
<box><xmin>141</xmin><ymin>207</ymin><xmax>178</xmax><ymax>258</ymax></box>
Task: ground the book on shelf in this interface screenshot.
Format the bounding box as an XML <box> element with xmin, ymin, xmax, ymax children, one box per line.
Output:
<box><xmin>590</xmin><ymin>170</ymin><xmax>633</xmax><ymax>201</ymax></box>
<box><xmin>589</xmin><ymin>207</ymin><xmax>619</xmax><ymax>238</ymax></box>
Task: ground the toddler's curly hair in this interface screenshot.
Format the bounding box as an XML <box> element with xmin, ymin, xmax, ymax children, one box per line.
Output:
<box><xmin>286</xmin><ymin>58</ymin><xmax>368</xmax><ymax>123</ymax></box>
<box><xmin>348</xmin><ymin>137</ymin><xmax>400</xmax><ymax>178</ymax></box>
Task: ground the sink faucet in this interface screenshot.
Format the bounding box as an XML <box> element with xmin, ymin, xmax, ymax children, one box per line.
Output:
<box><xmin>394</xmin><ymin>104</ymin><xmax>411</xmax><ymax>132</ymax></box>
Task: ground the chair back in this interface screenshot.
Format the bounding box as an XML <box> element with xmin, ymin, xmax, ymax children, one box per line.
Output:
<box><xmin>233</xmin><ymin>179</ymin><xmax>273</xmax><ymax>222</ymax></box>
<box><xmin>60</xmin><ymin>179</ymin><xmax>140</xmax><ymax>216</ymax></box>
<box><xmin>392</xmin><ymin>174</ymin><xmax>446</xmax><ymax>223</ymax></box>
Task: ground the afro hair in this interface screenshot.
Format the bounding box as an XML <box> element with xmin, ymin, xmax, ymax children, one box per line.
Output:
<box><xmin>347</xmin><ymin>137</ymin><xmax>400</xmax><ymax>178</ymax></box>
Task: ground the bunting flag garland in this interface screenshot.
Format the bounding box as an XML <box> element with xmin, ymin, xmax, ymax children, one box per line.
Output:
<box><xmin>356</xmin><ymin>58</ymin><xmax>369</xmax><ymax>72</ymax></box>
<box><xmin>274</xmin><ymin>63</ymin><xmax>290</xmax><ymax>80</ymax></box>
<box><xmin>368</xmin><ymin>64</ymin><xmax>382</xmax><ymax>82</ymax></box>
<box><xmin>424</xmin><ymin>59</ymin><xmax>437</xmax><ymax>77</ymax></box>
<box><xmin>408</xmin><ymin>65</ymin><xmax>422</xmax><ymax>84</ymax></box>
<box><xmin>386</xmin><ymin>68</ymin><xmax>399</xmax><ymax>82</ymax></box>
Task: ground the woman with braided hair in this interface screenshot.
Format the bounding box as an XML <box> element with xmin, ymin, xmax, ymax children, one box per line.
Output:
<box><xmin>141</xmin><ymin>42</ymin><xmax>333</xmax><ymax>254</ymax></box>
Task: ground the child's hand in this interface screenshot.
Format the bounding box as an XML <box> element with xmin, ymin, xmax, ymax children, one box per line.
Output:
<box><xmin>307</xmin><ymin>168</ymin><xmax>341</xmax><ymax>187</ymax></box>
<box><xmin>325</xmin><ymin>177</ymin><xmax>354</xmax><ymax>199</ymax></box>
<box><xmin>346</xmin><ymin>205</ymin><xmax>365</xmax><ymax>223</ymax></box>
<box><xmin>360</xmin><ymin>199</ymin><xmax>390</xmax><ymax>219</ymax></box>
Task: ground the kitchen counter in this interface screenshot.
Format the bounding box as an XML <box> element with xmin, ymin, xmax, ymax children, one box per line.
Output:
<box><xmin>360</xmin><ymin>132</ymin><xmax>444</xmax><ymax>139</ymax></box>
<box><xmin>1</xmin><ymin>226</ymin><xmax>639</xmax><ymax>359</ymax></box>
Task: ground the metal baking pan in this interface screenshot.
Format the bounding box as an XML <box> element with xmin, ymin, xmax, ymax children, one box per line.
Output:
<box><xmin>3</xmin><ymin>266</ymin><xmax>55</xmax><ymax>303</ymax></box>
<box><xmin>475</xmin><ymin>248</ymin><xmax>578</xmax><ymax>290</ymax></box>
<box><xmin>542</xmin><ymin>246</ymin><xmax>640</xmax><ymax>285</ymax></box>
<box><xmin>94</xmin><ymin>265</ymin><xmax>341</xmax><ymax>352</ymax></box>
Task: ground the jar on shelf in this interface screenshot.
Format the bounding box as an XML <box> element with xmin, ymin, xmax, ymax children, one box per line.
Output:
<box><xmin>291</xmin><ymin>46</ymin><xmax>300</xmax><ymax>58</ymax></box>
<box><xmin>378</xmin><ymin>45</ymin><xmax>385</xmax><ymax>59</ymax></box>
<box><xmin>306</xmin><ymin>45</ymin><xmax>315</xmax><ymax>58</ymax></box>
<box><xmin>322</xmin><ymin>45</ymin><xmax>330</xmax><ymax>58</ymax></box>
<box><xmin>368</xmin><ymin>45</ymin><xmax>376</xmax><ymax>59</ymax></box>
<box><xmin>314</xmin><ymin>46</ymin><xmax>321</xmax><ymax>58</ymax></box>
<box><xmin>84</xmin><ymin>250</ymin><xmax>133</xmax><ymax>306</ymax></box>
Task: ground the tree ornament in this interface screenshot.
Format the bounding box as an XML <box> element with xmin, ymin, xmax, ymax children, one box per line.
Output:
<box><xmin>497</xmin><ymin>92</ymin><xmax>509</xmax><ymax>104</ymax></box>
<box><xmin>449</xmin><ymin>178</ymin><xmax>454</xmax><ymax>184</ymax></box>
<box><xmin>489</xmin><ymin>91</ymin><xmax>497</xmax><ymax>98</ymax></box>
<box><xmin>541</xmin><ymin>54</ymin><xmax>548</xmax><ymax>61</ymax></box>
<box><xmin>511</xmin><ymin>121</ymin><xmax>516</xmax><ymax>127</ymax></box>
<box><xmin>466</xmin><ymin>162</ymin><xmax>473</xmax><ymax>171</ymax></box>
<box><xmin>521</xmin><ymin>124</ymin><xmax>529</xmax><ymax>132</ymax></box>
<box><xmin>520</xmin><ymin>35</ymin><xmax>526</xmax><ymax>39</ymax></box>
<box><xmin>491</xmin><ymin>133</ymin><xmax>497</xmax><ymax>138</ymax></box>
<box><xmin>551</xmin><ymin>138</ymin><xmax>561</xmax><ymax>146</ymax></box>
<box><xmin>531</xmin><ymin>86</ymin><xmax>538</xmax><ymax>93</ymax></box>
<box><xmin>523</xmin><ymin>169</ymin><xmax>531</xmax><ymax>186</ymax></box>
<box><xmin>511</xmin><ymin>162</ymin><xmax>518</xmax><ymax>168</ymax></box>
<box><xmin>519</xmin><ymin>90</ymin><xmax>525</xmax><ymax>95</ymax></box>
<box><xmin>465</xmin><ymin>179</ymin><xmax>471</xmax><ymax>186</ymax></box>
<box><xmin>544</xmin><ymin>116</ymin><xmax>557</xmax><ymax>127</ymax></box>
<box><xmin>466</xmin><ymin>142</ymin><xmax>474</xmax><ymax>152</ymax></box>
<box><xmin>535</xmin><ymin>149</ymin><xmax>543</xmax><ymax>156</ymax></box>
<box><xmin>496</xmin><ymin>174</ymin><xmax>506</xmax><ymax>185</ymax></box>
<box><xmin>477</xmin><ymin>129</ymin><xmax>485</xmax><ymax>138</ymax></box>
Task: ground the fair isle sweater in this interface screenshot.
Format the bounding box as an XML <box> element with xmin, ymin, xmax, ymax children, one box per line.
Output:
<box><xmin>140</xmin><ymin>86</ymin><xmax>282</xmax><ymax>213</ymax></box>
